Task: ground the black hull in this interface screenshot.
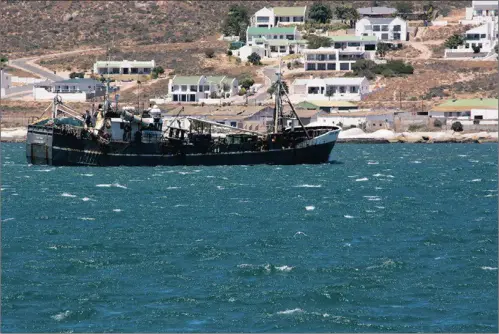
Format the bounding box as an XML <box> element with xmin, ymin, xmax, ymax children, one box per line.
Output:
<box><xmin>26</xmin><ymin>127</ymin><xmax>338</xmax><ymax>166</ymax></box>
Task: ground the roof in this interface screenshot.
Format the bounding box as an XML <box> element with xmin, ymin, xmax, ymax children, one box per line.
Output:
<box><xmin>283</xmin><ymin>108</ymin><xmax>321</xmax><ymax>118</ymax></box>
<box><xmin>292</xmin><ymin>77</ymin><xmax>368</xmax><ymax>86</ymax></box>
<box><xmin>273</xmin><ymin>6</ymin><xmax>307</xmax><ymax>16</ymax></box>
<box><xmin>94</xmin><ymin>60</ymin><xmax>155</xmax><ymax>67</ymax></box>
<box><xmin>296</xmin><ymin>101</ymin><xmax>320</xmax><ymax>109</ymax></box>
<box><xmin>53</xmin><ymin>78</ymin><xmax>101</xmax><ymax>85</ymax></box>
<box><xmin>319</xmin><ymin>110</ymin><xmax>391</xmax><ymax>117</ymax></box>
<box><xmin>357</xmin><ymin>7</ymin><xmax>397</xmax><ymax>15</ymax></box>
<box><xmin>432</xmin><ymin>98</ymin><xmax>498</xmax><ymax>112</ymax></box>
<box><xmin>171</xmin><ymin>76</ymin><xmax>202</xmax><ymax>85</ymax></box>
<box><xmin>247</xmin><ymin>26</ymin><xmax>296</xmax><ymax>35</ymax></box>
<box><xmin>466</xmin><ymin>24</ymin><xmax>488</xmax><ymax>34</ymax></box>
<box><xmin>163</xmin><ymin>105</ymin><xmax>270</xmax><ymax>119</ymax></box>
<box><xmin>330</xmin><ymin>35</ymin><xmax>378</xmax><ymax>42</ymax></box>
<box><xmin>362</xmin><ymin>17</ymin><xmax>397</xmax><ymax>24</ymax></box>
<box><xmin>306</xmin><ymin>100</ymin><xmax>358</xmax><ymax>108</ymax></box>
<box><xmin>206</xmin><ymin>76</ymin><xmax>226</xmax><ymax>84</ymax></box>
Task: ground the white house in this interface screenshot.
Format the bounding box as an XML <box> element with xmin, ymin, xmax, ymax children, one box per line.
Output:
<box><xmin>235</xmin><ymin>45</ymin><xmax>268</xmax><ymax>61</ymax></box>
<box><xmin>93</xmin><ymin>60</ymin><xmax>155</xmax><ymax>77</ymax></box>
<box><xmin>168</xmin><ymin>75</ymin><xmax>239</xmax><ymax>102</ymax></box>
<box><xmin>250</xmin><ymin>6</ymin><xmax>307</xmax><ymax>28</ymax></box>
<box><xmin>314</xmin><ymin>110</ymin><xmax>394</xmax><ymax>129</ymax></box>
<box><xmin>462</xmin><ymin>1</ymin><xmax>498</xmax><ymax>25</ymax></box>
<box><xmin>445</xmin><ymin>21</ymin><xmax>498</xmax><ymax>58</ymax></box>
<box><xmin>246</xmin><ymin>26</ymin><xmax>306</xmax><ymax>57</ymax></box>
<box><xmin>355</xmin><ymin>17</ymin><xmax>408</xmax><ymax>41</ymax></box>
<box><xmin>0</xmin><ymin>69</ymin><xmax>11</xmax><ymax>97</ymax></box>
<box><xmin>290</xmin><ymin>77</ymin><xmax>370</xmax><ymax>101</ymax></box>
<box><xmin>33</xmin><ymin>78</ymin><xmax>105</xmax><ymax>102</ymax></box>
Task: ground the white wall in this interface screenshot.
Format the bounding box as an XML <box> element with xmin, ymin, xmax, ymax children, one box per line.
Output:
<box><xmin>355</xmin><ymin>17</ymin><xmax>408</xmax><ymax>41</ymax></box>
<box><xmin>471</xmin><ymin>108</ymin><xmax>498</xmax><ymax>119</ymax></box>
<box><xmin>238</xmin><ymin>45</ymin><xmax>267</xmax><ymax>61</ymax></box>
<box><xmin>251</xmin><ymin>7</ymin><xmax>275</xmax><ymax>27</ymax></box>
<box><xmin>11</xmin><ymin>76</ymin><xmax>45</xmax><ymax>84</ymax></box>
<box><xmin>33</xmin><ymin>87</ymin><xmax>88</xmax><ymax>101</ymax></box>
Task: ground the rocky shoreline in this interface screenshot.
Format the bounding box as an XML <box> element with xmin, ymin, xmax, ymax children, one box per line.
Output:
<box><xmin>1</xmin><ymin>127</ymin><xmax>497</xmax><ymax>144</ymax></box>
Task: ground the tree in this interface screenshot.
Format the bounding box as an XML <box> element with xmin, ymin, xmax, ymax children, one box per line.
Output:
<box><xmin>222</xmin><ymin>5</ymin><xmax>250</xmax><ymax>37</ymax></box>
<box><xmin>247</xmin><ymin>52</ymin><xmax>261</xmax><ymax>65</ymax></box>
<box><xmin>151</xmin><ymin>66</ymin><xmax>164</xmax><ymax>79</ymax></box>
<box><xmin>69</xmin><ymin>72</ymin><xmax>84</xmax><ymax>79</ymax></box>
<box><xmin>444</xmin><ymin>34</ymin><xmax>465</xmax><ymax>49</ymax></box>
<box><xmin>0</xmin><ymin>56</ymin><xmax>8</xmax><ymax>70</ymax></box>
<box><xmin>451</xmin><ymin>121</ymin><xmax>463</xmax><ymax>132</ymax></box>
<box><xmin>305</xmin><ymin>34</ymin><xmax>332</xmax><ymax>49</ymax></box>
<box><xmin>433</xmin><ymin>119</ymin><xmax>442</xmax><ymax>128</ymax></box>
<box><xmin>240</xmin><ymin>77</ymin><xmax>254</xmax><ymax>90</ymax></box>
<box><xmin>472</xmin><ymin>45</ymin><xmax>481</xmax><ymax>53</ymax></box>
<box><xmin>227</xmin><ymin>50</ymin><xmax>233</xmax><ymax>56</ymax></box>
<box><xmin>267</xmin><ymin>81</ymin><xmax>289</xmax><ymax>97</ymax></box>
<box><xmin>376</xmin><ymin>42</ymin><xmax>390</xmax><ymax>57</ymax></box>
<box><xmin>205</xmin><ymin>49</ymin><xmax>215</xmax><ymax>58</ymax></box>
<box><xmin>395</xmin><ymin>2</ymin><xmax>413</xmax><ymax>19</ymax></box>
<box><xmin>325</xmin><ymin>86</ymin><xmax>334</xmax><ymax>100</ymax></box>
<box><xmin>422</xmin><ymin>1</ymin><xmax>436</xmax><ymax>22</ymax></box>
<box><xmin>309</xmin><ymin>3</ymin><xmax>332</xmax><ymax>24</ymax></box>
<box><xmin>287</xmin><ymin>62</ymin><xmax>292</xmax><ymax>70</ymax></box>
<box><xmin>351</xmin><ymin>59</ymin><xmax>378</xmax><ymax>80</ymax></box>
<box><xmin>334</xmin><ymin>5</ymin><xmax>349</xmax><ymax>22</ymax></box>
<box><xmin>344</xmin><ymin>7</ymin><xmax>360</xmax><ymax>28</ymax></box>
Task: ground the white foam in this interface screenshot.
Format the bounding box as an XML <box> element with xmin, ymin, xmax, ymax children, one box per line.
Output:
<box><xmin>81</xmin><ymin>197</ymin><xmax>91</xmax><ymax>201</ymax></box>
<box><xmin>217</xmin><ymin>186</ymin><xmax>225</xmax><ymax>190</ymax></box>
<box><xmin>112</xmin><ymin>209</ymin><xmax>122</xmax><ymax>212</ymax></box>
<box><xmin>275</xmin><ymin>265</ymin><xmax>293</xmax><ymax>272</ymax></box>
<box><xmin>174</xmin><ymin>204</ymin><xmax>187</xmax><ymax>207</ymax></box>
<box><xmin>78</xmin><ymin>217</ymin><xmax>95</xmax><ymax>221</ymax></box>
<box><xmin>49</xmin><ymin>246</ymin><xmax>58</xmax><ymax>250</ymax></box>
<box><xmin>305</xmin><ymin>206</ymin><xmax>315</xmax><ymax>211</ymax></box>
<box><xmin>471</xmin><ymin>179</ymin><xmax>482</xmax><ymax>182</ymax></box>
<box><xmin>294</xmin><ymin>231</ymin><xmax>308</xmax><ymax>237</ymax></box>
<box><xmin>411</xmin><ymin>161</ymin><xmax>422</xmax><ymax>164</ymax></box>
<box><xmin>481</xmin><ymin>266</ymin><xmax>497</xmax><ymax>270</ymax></box>
<box><xmin>458</xmin><ymin>155</ymin><xmax>467</xmax><ymax>157</ymax></box>
<box><xmin>355</xmin><ymin>177</ymin><xmax>368</xmax><ymax>182</ymax></box>
<box><xmin>167</xmin><ymin>186</ymin><xmax>180</xmax><ymax>189</ymax></box>
<box><xmin>277</xmin><ymin>308</ymin><xmax>304</xmax><ymax>315</ymax></box>
<box><xmin>363</xmin><ymin>196</ymin><xmax>381</xmax><ymax>201</ymax></box>
<box><xmin>113</xmin><ymin>183</ymin><xmax>127</xmax><ymax>189</ymax></box>
<box><xmin>294</xmin><ymin>184</ymin><xmax>322</xmax><ymax>188</ymax></box>
<box><xmin>96</xmin><ymin>184</ymin><xmax>112</xmax><ymax>187</ymax></box>
<box><xmin>228</xmin><ymin>297</ymin><xmax>236</xmax><ymax>302</ymax></box>
<box><xmin>344</xmin><ymin>215</ymin><xmax>355</xmax><ymax>219</ymax></box>
<box><xmin>61</xmin><ymin>193</ymin><xmax>76</xmax><ymax>198</ymax></box>
<box><xmin>367</xmin><ymin>161</ymin><xmax>379</xmax><ymax>165</ymax></box>
<box><xmin>80</xmin><ymin>173</ymin><xmax>93</xmax><ymax>177</ymax></box>
<box><xmin>35</xmin><ymin>169</ymin><xmax>54</xmax><ymax>172</ymax></box>
<box><xmin>2</xmin><ymin>218</ymin><xmax>15</xmax><ymax>222</ymax></box>
<box><xmin>96</xmin><ymin>183</ymin><xmax>127</xmax><ymax>188</ymax></box>
<box><xmin>375</xmin><ymin>206</ymin><xmax>385</xmax><ymax>209</ymax></box>
<box><xmin>347</xmin><ymin>175</ymin><xmax>358</xmax><ymax>178</ymax></box>
<box><xmin>51</xmin><ymin>310</ymin><xmax>71</xmax><ymax>321</ymax></box>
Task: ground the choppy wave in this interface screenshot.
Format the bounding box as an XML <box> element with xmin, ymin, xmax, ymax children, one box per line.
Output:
<box><xmin>51</xmin><ymin>310</ymin><xmax>71</xmax><ymax>321</ymax></box>
<box><xmin>355</xmin><ymin>178</ymin><xmax>368</xmax><ymax>182</ymax></box>
<box><xmin>61</xmin><ymin>193</ymin><xmax>76</xmax><ymax>198</ymax></box>
<box><xmin>481</xmin><ymin>266</ymin><xmax>497</xmax><ymax>271</ymax></box>
<box><xmin>294</xmin><ymin>184</ymin><xmax>322</xmax><ymax>188</ymax></box>
<box><xmin>305</xmin><ymin>206</ymin><xmax>315</xmax><ymax>211</ymax></box>
<box><xmin>96</xmin><ymin>183</ymin><xmax>127</xmax><ymax>189</ymax></box>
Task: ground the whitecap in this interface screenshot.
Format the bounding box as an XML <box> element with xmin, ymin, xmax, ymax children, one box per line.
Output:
<box><xmin>206</xmin><ymin>176</ymin><xmax>215</xmax><ymax>178</ymax></box>
<box><xmin>78</xmin><ymin>217</ymin><xmax>95</xmax><ymax>221</ymax></box>
<box><xmin>468</xmin><ymin>159</ymin><xmax>479</xmax><ymax>163</ymax></box>
<box><xmin>305</xmin><ymin>206</ymin><xmax>315</xmax><ymax>211</ymax></box>
<box><xmin>61</xmin><ymin>193</ymin><xmax>76</xmax><ymax>198</ymax></box>
<box><xmin>363</xmin><ymin>196</ymin><xmax>381</xmax><ymax>201</ymax></box>
<box><xmin>275</xmin><ymin>265</ymin><xmax>293</xmax><ymax>272</ymax></box>
<box><xmin>411</xmin><ymin>161</ymin><xmax>422</xmax><ymax>164</ymax></box>
<box><xmin>344</xmin><ymin>215</ymin><xmax>355</xmax><ymax>219</ymax></box>
<box><xmin>277</xmin><ymin>308</ymin><xmax>304</xmax><ymax>315</ymax></box>
<box><xmin>174</xmin><ymin>204</ymin><xmax>187</xmax><ymax>207</ymax></box>
<box><xmin>375</xmin><ymin>206</ymin><xmax>385</xmax><ymax>209</ymax></box>
<box><xmin>367</xmin><ymin>161</ymin><xmax>379</xmax><ymax>165</ymax></box>
<box><xmin>51</xmin><ymin>310</ymin><xmax>71</xmax><ymax>321</ymax></box>
<box><xmin>112</xmin><ymin>209</ymin><xmax>122</xmax><ymax>212</ymax></box>
<box><xmin>481</xmin><ymin>266</ymin><xmax>497</xmax><ymax>270</ymax></box>
<box><xmin>2</xmin><ymin>218</ymin><xmax>15</xmax><ymax>222</ymax></box>
<box><xmin>471</xmin><ymin>179</ymin><xmax>481</xmax><ymax>182</ymax></box>
<box><xmin>228</xmin><ymin>297</ymin><xmax>236</xmax><ymax>302</ymax></box>
<box><xmin>294</xmin><ymin>231</ymin><xmax>308</xmax><ymax>237</ymax></box>
<box><xmin>347</xmin><ymin>175</ymin><xmax>358</xmax><ymax>178</ymax></box>
<box><xmin>96</xmin><ymin>184</ymin><xmax>112</xmax><ymax>187</ymax></box>
<box><xmin>35</xmin><ymin>169</ymin><xmax>55</xmax><ymax>172</ymax></box>
<box><xmin>365</xmin><ymin>210</ymin><xmax>375</xmax><ymax>213</ymax></box>
<box><xmin>343</xmin><ymin>243</ymin><xmax>351</xmax><ymax>247</ymax></box>
<box><xmin>217</xmin><ymin>186</ymin><xmax>225</xmax><ymax>190</ymax></box>
<box><xmin>458</xmin><ymin>155</ymin><xmax>467</xmax><ymax>157</ymax></box>
<box><xmin>294</xmin><ymin>184</ymin><xmax>322</xmax><ymax>188</ymax></box>
<box><xmin>49</xmin><ymin>246</ymin><xmax>58</xmax><ymax>250</ymax></box>
<box><xmin>81</xmin><ymin>197</ymin><xmax>91</xmax><ymax>201</ymax></box>
<box><xmin>167</xmin><ymin>186</ymin><xmax>180</xmax><ymax>189</ymax></box>
<box><xmin>113</xmin><ymin>183</ymin><xmax>127</xmax><ymax>189</ymax></box>
<box><xmin>373</xmin><ymin>173</ymin><xmax>383</xmax><ymax>177</ymax></box>
<box><xmin>355</xmin><ymin>177</ymin><xmax>368</xmax><ymax>182</ymax></box>
<box><xmin>80</xmin><ymin>173</ymin><xmax>93</xmax><ymax>177</ymax></box>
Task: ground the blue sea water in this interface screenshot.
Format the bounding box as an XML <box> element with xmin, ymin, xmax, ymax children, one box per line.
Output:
<box><xmin>1</xmin><ymin>142</ymin><xmax>498</xmax><ymax>332</ymax></box>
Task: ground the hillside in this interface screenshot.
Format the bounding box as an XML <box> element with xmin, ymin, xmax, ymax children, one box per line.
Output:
<box><xmin>1</xmin><ymin>0</ymin><xmax>470</xmax><ymax>57</ymax></box>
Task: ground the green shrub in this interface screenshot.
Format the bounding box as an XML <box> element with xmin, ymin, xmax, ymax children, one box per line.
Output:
<box><xmin>408</xmin><ymin>124</ymin><xmax>425</xmax><ymax>132</ymax></box>
<box><xmin>238</xmin><ymin>87</ymin><xmax>247</xmax><ymax>96</ymax></box>
<box><xmin>205</xmin><ymin>49</ymin><xmax>215</xmax><ymax>58</ymax></box>
<box><xmin>433</xmin><ymin>119</ymin><xmax>442</xmax><ymax>128</ymax></box>
<box><xmin>247</xmin><ymin>52</ymin><xmax>261</xmax><ymax>65</ymax></box>
<box><xmin>451</xmin><ymin>121</ymin><xmax>463</xmax><ymax>132</ymax></box>
<box><xmin>227</xmin><ymin>50</ymin><xmax>233</xmax><ymax>56</ymax></box>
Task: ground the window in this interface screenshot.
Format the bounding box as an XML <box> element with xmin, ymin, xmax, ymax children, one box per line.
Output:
<box><xmin>271</xmin><ymin>46</ymin><xmax>278</xmax><ymax>52</ymax></box>
<box><xmin>286</xmin><ymin>35</ymin><xmax>294</xmax><ymax>40</ymax></box>
<box><xmin>306</xmin><ymin>63</ymin><xmax>316</xmax><ymax>71</ymax></box>
<box><xmin>181</xmin><ymin>85</ymin><xmax>187</xmax><ymax>92</ymax></box>
<box><xmin>334</xmin><ymin>42</ymin><xmax>343</xmax><ymax>49</ymax></box>
<box><xmin>373</xmin><ymin>25</ymin><xmax>380</xmax><ymax>32</ymax></box>
<box><xmin>317</xmin><ymin>54</ymin><xmax>326</xmax><ymax>61</ymax></box>
<box><xmin>350</xmin><ymin>86</ymin><xmax>358</xmax><ymax>93</ymax></box>
<box><xmin>204</xmin><ymin>85</ymin><xmax>210</xmax><ymax>91</ymax></box>
<box><xmin>293</xmin><ymin>16</ymin><xmax>304</xmax><ymax>22</ymax></box>
<box><xmin>173</xmin><ymin>95</ymin><xmax>178</xmax><ymax>102</ymax></box>
<box><xmin>328</xmin><ymin>54</ymin><xmax>336</xmax><ymax>60</ymax></box>
<box><xmin>257</xmin><ymin>16</ymin><xmax>269</xmax><ymax>22</ymax></box>
<box><xmin>279</xmin><ymin>46</ymin><xmax>286</xmax><ymax>52</ymax></box>
<box><xmin>279</xmin><ymin>35</ymin><xmax>284</xmax><ymax>39</ymax></box>
<box><xmin>381</xmin><ymin>25</ymin><xmax>388</xmax><ymax>31</ymax></box>
<box><xmin>348</xmin><ymin>42</ymin><xmax>360</xmax><ymax>47</ymax></box>
<box><xmin>480</xmin><ymin>34</ymin><xmax>486</xmax><ymax>38</ymax></box>
<box><xmin>198</xmin><ymin>85</ymin><xmax>203</xmax><ymax>91</ymax></box>
<box><xmin>339</xmin><ymin>86</ymin><xmax>346</xmax><ymax>93</ymax></box>
<box><xmin>317</xmin><ymin>63</ymin><xmax>326</xmax><ymax>70</ymax></box>
<box><xmin>365</xmin><ymin>44</ymin><xmax>376</xmax><ymax>51</ymax></box>
<box><xmin>190</xmin><ymin>85</ymin><xmax>197</xmax><ymax>92</ymax></box>
<box><xmin>466</xmin><ymin>43</ymin><xmax>470</xmax><ymax>48</ymax></box>
<box><xmin>393</xmin><ymin>33</ymin><xmax>401</xmax><ymax>40</ymax></box>
<box><xmin>381</xmin><ymin>33</ymin><xmax>389</xmax><ymax>40</ymax></box>
<box><xmin>189</xmin><ymin>95</ymin><xmax>196</xmax><ymax>102</ymax></box>
<box><xmin>393</xmin><ymin>25</ymin><xmax>401</xmax><ymax>32</ymax></box>
<box><xmin>308</xmin><ymin>87</ymin><xmax>319</xmax><ymax>94</ymax></box>
<box><xmin>327</xmin><ymin>63</ymin><xmax>336</xmax><ymax>70</ymax></box>
<box><xmin>339</xmin><ymin>63</ymin><xmax>350</xmax><ymax>71</ymax></box>
<box><xmin>230</xmin><ymin>122</ymin><xmax>237</xmax><ymax>127</ymax></box>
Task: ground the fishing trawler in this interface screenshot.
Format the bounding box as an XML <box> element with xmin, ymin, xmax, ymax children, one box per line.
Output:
<box><xmin>26</xmin><ymin>73</ymin><xmax>341</xmax><ymax>166</ymax></box>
